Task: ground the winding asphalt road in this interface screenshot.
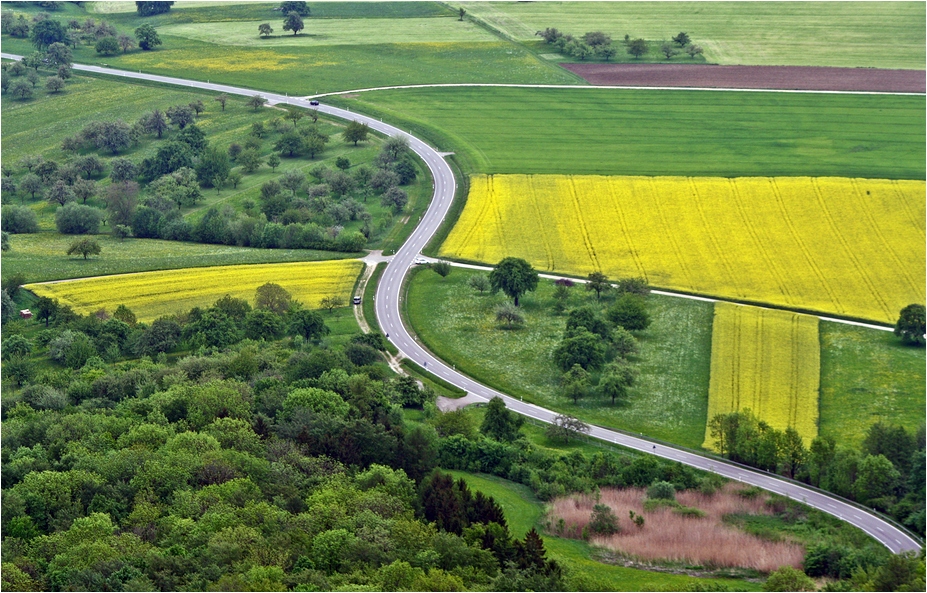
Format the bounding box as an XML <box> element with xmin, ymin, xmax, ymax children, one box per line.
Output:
<box><xmin>5</xmin><ymin>54</ymin><xmax>920</xmax><ymax>554</ymax></box>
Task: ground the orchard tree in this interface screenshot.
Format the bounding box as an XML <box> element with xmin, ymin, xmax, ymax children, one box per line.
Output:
<box><xmin>248</xmin><ymin>94</ymin><xmax>268</xmax><ymax>111</ymax></box>
<box><xmin>660</xmin><ymin>42</ymin><xmax>679</xmax><ymax>60</ymax></box>
<box><xmin>134</xmin><ymin>23</ymin><xmax>162</xmax><ymax>50</ymax></box>
<box><xmin>31</xmin><ymin>18</ymin><xmax>67</xmax><ymax>49</ymax></box>
<box><xmin>686</xmin><ymin>44</ymin><xmax>704</xmax><ymax>59</ymax></box>
<box><xmin>10</xmin><ymin>79</ymin><xmax>33</xmax><ymax>101</ymax></box>
<box><xmin>627</xmin><ymin>38</ymin><xmax>648</xmax><ymax>59</ymax></box>
<box><xmin>672</xmin><ymin>32</ymin><xmax>691</xmax><ymax>47</ymax></box>
<box><xmin>319</xmin><ymin>296</ymin><xmax>344</xmax><ymax>313</ymax></box>
<box><xmin>283</xmin><ymin>11</ymin><xmax>304</xmax><ymax>36</ymax></box>
<box><xmin>468</xmin><ymin>273</ymin><xmax>490</xmax><ymax>294</ymax></box>
<box><xmin>214</xmin><ymin>93</ymin><xmax>229</xmax><ymax>111</ymax></box>
<box><xmin>136</xmin><ymin>2</ymin><xmax>174</xmax><ymax>16</ymax></box>
<box><xmin>489</xmin><ymin>257</ymin><xmax>538</xmax><ymax>307</ymax></box>
<box><xmin>19</xmin><ymin>174</ymin><xmax>42</xmax><ymax>200</ymax></box>
<box><xmin>166</xmin><ymin>104</ymin><xmax>195</xmax><ymax>129</ymax></box>
<box><xmin>280</xmin><ymin>2</ymin><xmax>310</xmax><ymax>16</ymax></box>
<box><xmin>561</xmin><ymin>363</ymin><xmax>590</xmax><ymax>404</ymax></box>
<box><xmin>599</xmin><ymin>358</ymin><xmax>637</xmax><ymax>405</ymax></box>
<box><xmin>585</xmin><ymin>271</ymin><xmax>611</xmax><ymax>299</ymax></box>
<box><xmin>46</xmin><ymin>42</ymin><xmax>72</xmax><ymax>67</ymax></box>
<box><xmin>103</xmin><ymin>181</ymin><xmax>139</xmax><ymax>226</ymax></box>
<box><xmin>45</xmin><ymin>180</ymin><xmax>76</xmax><ymax>206</ymax></box>
<box><xmin>894</xmin><ymin>304</ymin><xmax>925</xmax><ymax>346</ymax></box>
<box><xmin>35</xmin><ymin>295</ymin><xmax>58</xmax><ymax>327</ymax></box>
<box><xmin>258</xmin><ymin>23</ymin><xmax>274</xmax><ymax>37</ymax></box>
<box><xmin>118</xmin><ymin>34</ymin><xmax>134</xmax><ymax>52</ymax></box>
<box><xmin>45</xmin><ymin>76</ymin><xmax>64</xmax><ymax>93</ymax></box>
<box><xmin>95</xmin><ymin>36</ymin><xmax>119</xmax><ymax>55</ymax></box>
<box><xmin>343</xmin><ymin>121</ymin><xmax>370</xmax><ymax>146</ymax></box>
<box><xmin>66</xmin><ymin>236</ymin><xmax>102</xmax><ymax>259</ymax></box>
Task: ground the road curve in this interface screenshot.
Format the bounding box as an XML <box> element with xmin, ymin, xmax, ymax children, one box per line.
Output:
<box><xmin>5</xmin><ymin>54</ymin><xmax>920</xmax><ymax>554</ymax></box>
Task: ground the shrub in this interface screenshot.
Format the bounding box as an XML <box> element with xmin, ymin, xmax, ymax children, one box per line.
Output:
<box><xmin>647</xmin><ymin>480</ymin><xmax>676</xmax><ymax>501</ymax></box>
<box><xmin>1</xmin><ymin>205</ymin><xmax>39</xmax><ymax>233</ymax></box>
<box><xmin>55</xmin><ymin>202</ymin><xmax>102</xmax><ymax>234</ymax></box>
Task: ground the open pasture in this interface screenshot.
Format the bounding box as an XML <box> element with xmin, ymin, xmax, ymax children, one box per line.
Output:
<box><xmin>24</xmin><ymin>260</ymin><xmax>363</xmax><ymax>322</ymax></box>
<box><xmin>819</xmin><ymin>322</ymin><xmax>927</xmax><ymax>448</ymax></box>
<box><xmin>335</xmin><ymin>87</ymin><xmax>925</xmax><ymax>179</ymax></box>
<box><xmin>159</xmin><ymin>17</ymin><xmax>499</xmax><ymax>46</ymax></box>
<box><xmin>1</xmin><ymin>234</ymin><xmax>351</xmax><ymax>284</ymax></box>
<box><xmin>440</xmin><ymin>175</ymin><xmax>925</xmax><ymax>324</ymax></box>
<box><xmin>703</xmin><ymin>303</ymin><xmax>820</xmax><ymax>449</ymax></box>
<box><xmin>461</xmin><ymin>1</ymin><xmax>926</xmax><ymax>69</ymax></box>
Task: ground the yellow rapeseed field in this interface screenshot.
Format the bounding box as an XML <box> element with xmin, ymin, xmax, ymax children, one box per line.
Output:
<box><xmin>441</xmin><ymin>175</ymin><xmax>925</xmax><ymax>323</ymax></box>
<box><xmin>25</xmin><ymin>261</ymin><xmax>363</xmax><ymax>323</ymax></box>
<box><xmin>703</xmin><ymin>303</ymin><xmax>820</xmax><ymax>448</ymax></box>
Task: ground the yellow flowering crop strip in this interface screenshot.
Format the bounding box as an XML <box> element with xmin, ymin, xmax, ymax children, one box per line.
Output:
<box><xmin>703</xmin><ymin>303</ymin><xmax>820</xmax><ymax>448</ymax></box>
<box><xmin>441</xmin><ymin>175</ymin><xmax>925</xmax><ymax>323</ymax></box>
<box><xmin>25</xmin><ymin>260</ymin><xmax>363</xmax><ymax>323</ymax></box>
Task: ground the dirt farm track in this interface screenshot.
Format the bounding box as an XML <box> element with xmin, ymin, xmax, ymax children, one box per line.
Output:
<box><xmin>562</xmin><ymin>63</ymin><xmax>926</xmax><ymax>93</ymax></box>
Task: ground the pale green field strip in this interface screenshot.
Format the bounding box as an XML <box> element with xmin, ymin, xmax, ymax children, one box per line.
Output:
<box><xmin>25</xmin><ymin>260</ymin><xmax>364</xmax><ymax>322</ymax></box>
<box><xmin>704</xmin><ymin>303</ymin><xmax>820</xmax><ymax>449</ymax></box>
<box><xmin>159</xmin><ymin>17</ymin><xmax>499</xmax><ymax>46</ymax></box>
<box><xmin>461</xmin><ymin>1</ymin><xmax>926</xmax><ymax>69</ymax></box>
<box><xmin>1</xmin><ymin>234</ymin><xmax>352</xmax><ymax>283</ymax></box>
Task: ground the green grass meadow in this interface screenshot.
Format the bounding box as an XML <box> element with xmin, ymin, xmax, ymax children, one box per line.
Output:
<box><xmin>330</xmin><ymin>87</ymin><xmax>925</xmax><ymax>179</ymax></box>
<box><xmin>407</xmin><ymin>267</ymin><xmax>714</xmax><ymax>449</ymax></box>
<box><xmin>2</xmin><ymin>233</ymin><xmax>354</xmax><ymax>283</ymax></box>
<box><xmin>462</xmin><ymin>1</ymin><xmax>926</xmax><ymax>69</ymax></box>
<box><xmin>819</xmin><ymin>322</ymin><xmax>926</xmax><ymax>448</ymax></box>
<box><xmin>0</xmin><ymin>1</ymin><xmax>579</xmax><ymax>95</ymax></box>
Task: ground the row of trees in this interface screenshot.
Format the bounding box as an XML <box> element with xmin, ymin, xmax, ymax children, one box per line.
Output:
<box><xmin>1</xmin><ymin>10</ymin><xmax>162</xmax><ymax>53</ymax></box>
<box><xmin>537</xmin><ymin>27</ymin><xmax>703</xmax><ymax>60</ymax></box>
<box><xmin>708</xmin><ymin>411</ymin><xmax>925</xmax><ymax>537</ymax></box>
<box><xmin>0</xmin><ymin>40</ymin><xmax>74</xmax><ymax>100</ymax></box>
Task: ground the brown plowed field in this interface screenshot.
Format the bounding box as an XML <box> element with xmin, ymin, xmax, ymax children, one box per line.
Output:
<box><xmin>561</xmin><ymin>64</ymin><xmax>925</xmax><ymax>93</ymax></box>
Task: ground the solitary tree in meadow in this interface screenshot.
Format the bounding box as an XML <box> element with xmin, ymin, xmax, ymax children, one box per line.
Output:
<box><xmin>214</xmin><ymin>93</ymin><xmax>228</xmax><ymax>111</ymax></box>
<box><xmin>283</xmin><ymin>12</ymin><xmax>304</xmax><ymax>36</ymax></box>
<box><xmin>66</xmin><ymin>237</ymin><xmax>102</xmax><ymax>259</ymax></box>
<box><xmin>585</xmin><ymin>271</ymin><xmax>611</xmax><ymax>299</ymax></box>
<box><xmin>489</xmin><ymin>257</ymin><xmax>538</xmax><ymax>307</ymax></box>
<box><xmin>258</xmin><ymin>23</ymin><xmax>274</xmax><ymax>38</ymax></box>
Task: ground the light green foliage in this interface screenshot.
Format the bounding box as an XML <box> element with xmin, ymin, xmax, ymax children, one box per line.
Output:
<box><xmin>762</xmin><ymin>565</ymin><xmax>816</xmax><ymax>591</ymax></box>
<box><xmin>337</xmin><ymin>88</ymin><xmax>924</xmax><ymax>179</ymax></box>
<box><xmin>283</xmin><ymin>387</ymin><xmax>349</xmax><ymax>419</ymax></box>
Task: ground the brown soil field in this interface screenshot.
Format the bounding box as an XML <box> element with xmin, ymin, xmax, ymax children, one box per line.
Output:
<box><xmin>562</xmin><ymin>63</ymin><xmax>925</xmax><ymax>93</ymax></box>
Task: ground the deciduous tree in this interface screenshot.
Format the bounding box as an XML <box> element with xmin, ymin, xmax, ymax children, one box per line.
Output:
<box><xmin>283</xmin><ymin>11</ymin><xmax>304</xmax><ymax>36</ymax></box>
<box><xmin>258</xmin><ymin>22</ymin><xmax>273</xmax><ymax>37</ymax></box>
<box><xmin>894</xmin><ymin>304</ymin><xmax>925</xmax><ymax>346</ymax></box>
<box><xmin>343</xmin><ymin>120</ymin><xmax>370</xmax><ymax>146</ymax></box>
<box><xmin>134</xmin><ymin>23</ymin><xmax>162</xmax><ymax>50</ymax></box>
<box><xmin>627</xmin><ymin>38</ymin><xmax>648</xmax><ymax>59</ymax></box>
<box><xmin>480</xmin><ymin>396</ymin><xmax>523</xmax><ymax>442</ymax></box>
<box><xmin>489</xmin><ymin>257</ymin><xmax>538</xmax><ymax>307</ymax></box>
<box><xmin>66</xmin><ymin>236</ymin><xmax>102</xmax><ymax>259</ymax></box>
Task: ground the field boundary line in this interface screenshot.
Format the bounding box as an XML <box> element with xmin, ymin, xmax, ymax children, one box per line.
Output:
<box><xmin>302</xmin><ymin>82</ymin><xmax>927</xmax><ymax>98</ymax></box>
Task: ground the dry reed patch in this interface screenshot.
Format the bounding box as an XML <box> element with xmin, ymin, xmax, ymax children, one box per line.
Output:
<box><xmin>547</xmin><ymin>485</ymin><xmax>804</xmax><ymax>573</ymax></box>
